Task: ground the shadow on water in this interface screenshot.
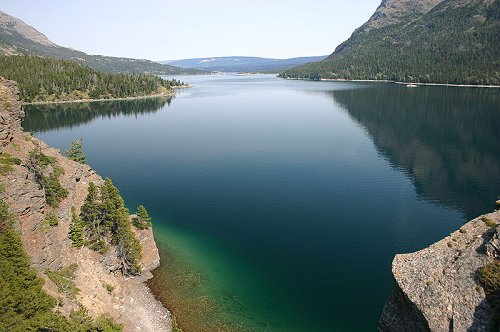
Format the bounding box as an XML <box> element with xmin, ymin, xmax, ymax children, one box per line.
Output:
<box><xmin>328</xmin><ymin>85</ymin><xmax>500</xmax><ymax>220</ymax></box>
<box><xmin>22</xmin><ymin>96</ymin><xmax>173</xmax><ymax>132</ymax></box>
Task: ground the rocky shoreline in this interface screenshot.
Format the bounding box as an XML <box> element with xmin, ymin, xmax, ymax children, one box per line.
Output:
<box><xmin>0</xmin><ymin>78</ymin><xmax>173</xmax><ymax>331</ymax></box>
<box><xmin>379</xmin><ymin>210</ymin><xmax>500</xmax><ymax>331</ymax></box>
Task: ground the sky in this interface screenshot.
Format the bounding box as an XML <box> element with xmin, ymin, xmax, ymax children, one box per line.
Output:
<box><xmin>2</xmin><ymin>0</ymin><xmax>381</xmax><ymax>61</ymax></box>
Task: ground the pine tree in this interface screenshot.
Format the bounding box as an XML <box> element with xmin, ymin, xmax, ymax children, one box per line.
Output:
<box><xmin>100</xmin><ymin>178</ymin><xmax>142</xmax><ymax>275</ymax></box>
<box><xmin>65</xmin><ymin>138</ymin><xmax>86</xmax><ymax>164</ymax></box>
<box><xmin>80</xmin><ymin>182</ymin><xmax>106</xmax><ymax>253</ymax></box>
<box><xmin>132</xmin><ymin>205</ymin><xmax>151</xmax><ymax>230</ymax></box>
<box><xmin>100</xmin><ymin>178</ymin><xmax>128</xmax><ymax>235</ymax></box>
<box><xmin>68</xmin><ymin>207</ymin><xmax>84</xmax><ymax>248</ymax></box>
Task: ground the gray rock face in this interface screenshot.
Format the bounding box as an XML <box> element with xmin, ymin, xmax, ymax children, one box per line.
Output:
<box><xmin>0</xmin><ymin>78</ymin><xmax>24</xmax><ymax>152</ymax></box>
<box><xmin>362</xmin><ymin>0</ymin><xmax>443</xmax><ymax>31</ymax></box>
<box><xmin>379</xmin><ymin>211</ymin><xmax>500</xmax><ymax>331</ymax></box>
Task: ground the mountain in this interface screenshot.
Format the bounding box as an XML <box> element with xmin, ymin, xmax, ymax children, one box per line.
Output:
<box><xmin>280</xmin><ymin>0</ymin><xmax>500</xmax><ymax>85</ymax></box>
<box><xmin>162</xmin><ymin>55</ymin><xmax>326</xmax><ymax>73</ymax></box>
<box><xmin>0</xmin><ymin>10</ymin><xmax>204</xmax><ymax>75</ymax></box>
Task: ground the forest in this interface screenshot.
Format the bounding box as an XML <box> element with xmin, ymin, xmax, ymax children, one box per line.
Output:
<box><xmin>280</xmin><ymin>1</ymin><xmax>499</xmax><ymax>85</ymax></box>
<box><xmin>0</xmin><ymin>55</ymin><xmax>184</xmax><ymax>102</ymax></box>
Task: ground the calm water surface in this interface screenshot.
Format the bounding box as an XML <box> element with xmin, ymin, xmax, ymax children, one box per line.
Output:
<box><xmin>24</xmin><ymin>74</ymin><xmax>500</xmax><ymax>331</ymax></box>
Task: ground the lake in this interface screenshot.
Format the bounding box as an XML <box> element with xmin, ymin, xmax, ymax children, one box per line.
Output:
<box><xmin>23</xmin><ymin>74</ymin><xmax>500</xmax><ymax>331</ymax></box>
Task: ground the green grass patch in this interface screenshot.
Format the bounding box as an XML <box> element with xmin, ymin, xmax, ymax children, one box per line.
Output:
<box><xmin>46</xmin><ymin>264</ymin><xmax>79</xmax><ymax>299</ymax></box>
<box><xmin>0</xmin><ymin>153</ymin><xmax>22</xmax><ymax>175</ymax></box>
<box><xmin>43</xmin><ymin>213</ymin><xmax>59</xmax><ymax>227</ymax></box>
<box><xmin>103</xmin><ymin>283</ymin><xmax>115</xmax><ymax>295</ymax></box>
<box><xmin>11</xmin><ymin>143</ymin><xmax>21</xmax><ymax>152</ymax></box>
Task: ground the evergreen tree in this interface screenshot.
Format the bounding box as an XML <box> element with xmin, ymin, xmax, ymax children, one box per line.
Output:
<box><xmin>65</xmin><ymin>138</ymin><xmax>86</xmax><ymax>164</ymax></box>
<box><xmin>0</xmin><ymin>199</ymin><xmax>123</xmax><ymax>330</ymax></box>
<box><xmin>79</xmin><ymin>179</ymin><xmax>142</xmax><ymax>275</ymax></box>
<box><xmin>100</xmin><ymin>178</ymin><xmax>128</xmax><ymax>236</ymax></box>
<box><xmin>0</xmin><ymin>199</ymin><xmax>58</xmax><ymax>330</ymax></box>
<box><xmin>100</xmin><ymin>178</ymin><xmax>142</xmax><ymax>275</ymax></box>
<box><xmin>69</xmin><ymin>207</ymin><xmax>84</xmax><ymax>248</ymax></box>
<box><xmin>133</xmin><ymin>205</ymin><xmax>151</xmax><ymax>230</ymax></box>
<box><xmin>80</xmin><ymin>182</ymin><xmax>106</xmax><ymax>253</ymax></box>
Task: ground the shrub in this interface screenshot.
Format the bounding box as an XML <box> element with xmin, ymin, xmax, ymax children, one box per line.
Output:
<box><xmin>479</xmin><ymin>260</ymin><xmax>500</xmax><ymax>304</ymax></box>
<box><xmin>28</xmin><ymin>150</ymin><xmax>68</xmax><ymax>207</ymax></box>
<box><xmin>103</xmin><ymin>283</ymin><xmax>115</xmax><ymax>295</ymax></box>
<box><xmin>481</xmin><ymin>216</ymin><xmax>498</xmax><ymax>228</ymax></box>
<box><xmin>44</xmin><ymin>213</ymin><xmax>59</xmax><ymax>227</ymax></box>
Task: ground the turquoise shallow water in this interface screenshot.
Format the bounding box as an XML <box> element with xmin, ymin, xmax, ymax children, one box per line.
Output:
<box><xmin>24</xmin><ymin>75</ymin><xmax>500</xmax><ymax>331</ymax></box>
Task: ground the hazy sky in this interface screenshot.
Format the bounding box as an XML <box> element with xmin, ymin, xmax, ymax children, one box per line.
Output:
<box><xmin>2</xmin><ymin>0</ymin><xmax>381</xmax><ymax>61</ymax></box>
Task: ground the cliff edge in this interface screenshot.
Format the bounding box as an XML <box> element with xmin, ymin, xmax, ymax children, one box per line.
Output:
<box><xmin>380</xmin><ymin>210</ymin><xmax>500</xmax><ymax>331</ymax></box>
<box><xmin>0</xmin><ymin>78</ymin><xmax>171</xmax><ymax>332</ymax></box>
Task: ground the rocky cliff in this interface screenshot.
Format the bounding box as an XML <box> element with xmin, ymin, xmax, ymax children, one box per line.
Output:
<box><xmin>360</xmin><ymin>0</ymin><xmax>443</xmax><ymax>32</ymax></box>
<box><xmin>380</xmin><ymin>210</ymin><xmax>500</xmax><ymax>331</ymax></box>
<box><xmin>0</xmin><ymin>78</ymin><xmax>171</xmax><ymax>332</ymax></box>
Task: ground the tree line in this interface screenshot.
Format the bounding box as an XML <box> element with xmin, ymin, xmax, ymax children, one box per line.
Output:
<box><xmin>280</xmin><ymin>1</ymin><xmax>499</xmax><ymax>85</ymax></box>
<box><xmin>0</xmin><ymin>55</ymin><xmax>183</xmax><ymax>102</ymax></box>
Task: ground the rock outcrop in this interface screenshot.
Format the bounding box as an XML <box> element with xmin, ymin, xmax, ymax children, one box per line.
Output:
<box><xmin>380</xmin><ymin>210</ymin><xmax>500</xmax><ymax>331</ymax></box>
<box><xmin>362</xmin><ymin>0</ymin><xmax>443</xmax><ymax>31</ymax></box>
<box><xmin>0</xmin><ymin>78</ymin><xmax>171</xmax><ymax>332</ymax></box>
<box><xmin>0</xmin><ymin>79</ymin><xmax>24</xmax><ymax>152</ymax></box>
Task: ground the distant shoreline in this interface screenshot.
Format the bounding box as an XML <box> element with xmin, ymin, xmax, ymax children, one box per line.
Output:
<box><xmin>24</xmin><ymin>85</ymin><xmax>192</xmax><ymax>105</ymax></box>
<box><xmin>284</xmin><ymin>77</ymin><xmax>500</xmax><ymax>88</ymax></box>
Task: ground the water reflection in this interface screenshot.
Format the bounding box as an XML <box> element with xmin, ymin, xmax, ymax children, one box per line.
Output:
<box><xmin>329</xmin><ymin>85</ymin><xmax>500</xmax><ymax>219</ymax></box>
<box><xmin>23</xmin><ymin>96</ymin><xmax>173</xmax><ymax>132</ymax></box>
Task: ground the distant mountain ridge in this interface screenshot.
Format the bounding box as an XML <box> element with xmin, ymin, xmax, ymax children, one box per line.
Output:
<box><xmin>281</xmin><ymin>0</ymin><xmax>500</xmax><ymax>85</ymax></box>
<box><xmin>163</xmin><ymin>55</ymin><xmax>326</xmax><ymax>72</ymax></box>
<box><xmin>0</xmin><ymin>10</ymin><xmax>204</xmax><ymax>75</ymax></box>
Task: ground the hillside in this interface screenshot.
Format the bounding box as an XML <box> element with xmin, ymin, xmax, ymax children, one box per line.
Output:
<box><xmin>0</xmin><ymin>55</ymin><xmax>183</xmax><ymax>103</ymax></box>
<box><xmin>163</xmin><ymin>55</ymin><xmax>326</xmax><ymax>73</ymax></box>
<box><xmin>0</xmin><ymin>79</ymin><xmax>172</xmax><ymax>330</ymax></box>
<box><xmin>280</xmin><ymin>0</ymin><xmax>500</xmax><ymax>85</ymax></box>
<box><xmin>0</xmin><ymin>10</ymin><xmax>204</xmax><ymax>75</ymax></box>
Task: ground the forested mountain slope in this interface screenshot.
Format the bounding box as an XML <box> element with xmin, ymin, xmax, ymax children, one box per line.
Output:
<box><xmin>281</xmin><ymin>0</ymin><xmax>499</xmax><ymax>85</ymax></box>
<box><xmin>0</xmin><ymin>56</ymin><xmax>182</xmax><ymax>103</ymax></box>
<box><xmin>164</xmin><ymin>55</ymin><xmax>326</xmax><ymax>72</ymax></box>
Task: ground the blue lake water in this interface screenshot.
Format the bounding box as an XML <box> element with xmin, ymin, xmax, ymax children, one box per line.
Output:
<box><xmin>24</xmin><ymin>74</ymin><xmax>500</xmax><ymax>331</ymax></box>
